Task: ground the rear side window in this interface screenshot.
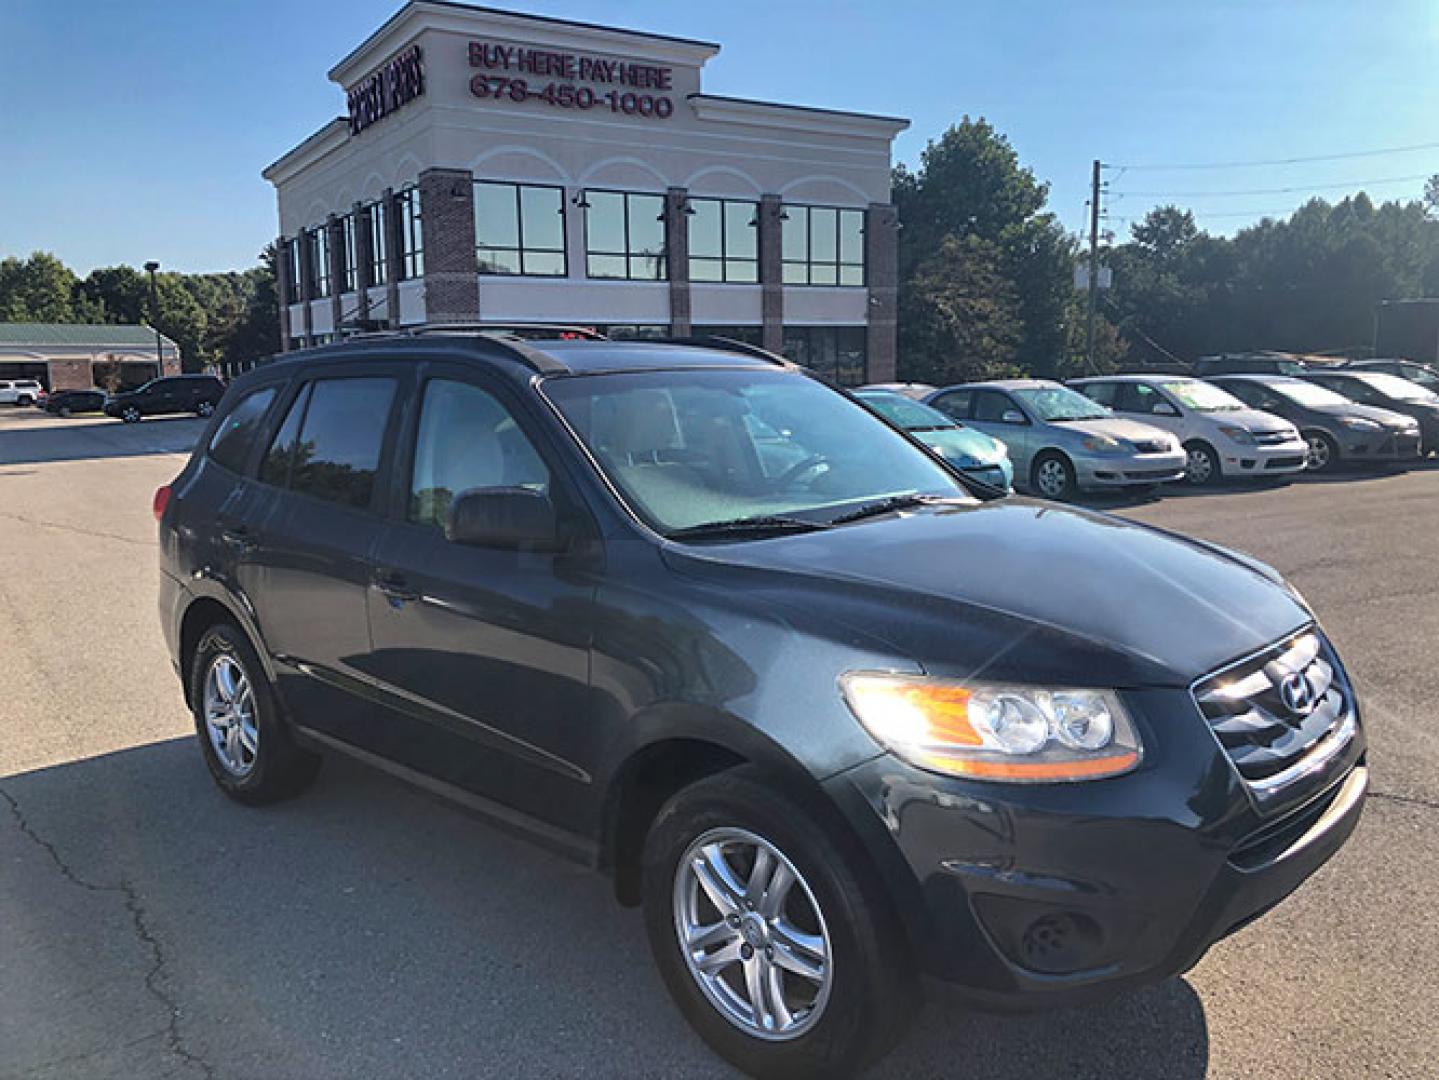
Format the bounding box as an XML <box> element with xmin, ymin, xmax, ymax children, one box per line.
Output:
<box><xmin>262</xmin><ymin>378</ymin><xmax>397</xmax><ymax>510</ymax></box>
<box><xmin>1077</xmin><ymin>382</ymin><xmax>1117</xmax><ymax>407</ymax></box>
<box><xmin>207</xmin><ymin>387</ymin><xmax>277</xmax><ymax>473</ymax></box>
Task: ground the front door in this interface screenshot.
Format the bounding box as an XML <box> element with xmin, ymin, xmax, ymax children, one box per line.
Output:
<box><xmin>967</xmin><ymin>389</ymin><xmax>1032</xmax><ymax>473</ymax></box>
<box><xmin>249</xmin><ymin>370</ymin><xmax>404</xmax><ymax>743</ymax></box>
<box><xmin>362</xmin><ymin>368</ymin><xmax>597</xmax><ymax>832</ymax></box>
<box><xmin>1116</xmin><ymin>382</ymin><xmax>1184</xmax><ymax>438</ymax></box>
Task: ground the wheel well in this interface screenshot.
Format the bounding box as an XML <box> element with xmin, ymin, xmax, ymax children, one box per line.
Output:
<box><xmin>605</xmin><ymin>739</ymin><xmax>748</xmax><ymax>906</ymax></box>
<box><xmin>1182</xmin><ymin>438</ymin><xmax>1215</xmax><ymax>455</ymax></box>
<box><xmin>178</xmin><ymin>598</ymin><xmax>238</xmax><ymax>706</ymax></box>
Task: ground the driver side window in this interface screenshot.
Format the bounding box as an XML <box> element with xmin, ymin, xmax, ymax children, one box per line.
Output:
<box><xmin>409</xmin><ymin>379</ymin><xmax>550</xmax><ymax>531</ymax></box>
<box><xmin>973</xmin><ymin>390</ymin><xmax>1021</xmax><ymax>423</ymax></box>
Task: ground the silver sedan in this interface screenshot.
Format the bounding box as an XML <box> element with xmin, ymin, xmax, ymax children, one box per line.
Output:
<box><xmin>924</xmin><ymin>379</ymin><xmax>1188</xmax><ymax>499</ymax></box>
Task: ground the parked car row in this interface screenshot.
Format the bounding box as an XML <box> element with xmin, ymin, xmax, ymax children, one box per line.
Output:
<box><xmin>1</xmin><ymin>375</ymin><xmax>227</xmax><ymax>421</ymax></box>
<box><xmin>857</xmin><ymin>360</ymin><xmax>1438</xmax><ymax>501</ymax></box>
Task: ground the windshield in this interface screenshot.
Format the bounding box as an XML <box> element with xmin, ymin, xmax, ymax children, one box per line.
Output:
<box><xmin>1161</xmin><ymin>380</ymin><xmax>1245</xmax><ymax>412</ymax></box>
<box><xmin>543</xmin><ymin>369</ymin><xmax>968</xmax><ymax>534</ymax></box>
<box><xmin>1361</xmin><ymin>372</ymin><xmax>1439</xmax><ymax>402</ymax></box>
<box><xmin>1010</xmin><ymin>385</ymin><xmax>1108</xmax><ymax>421</ymax></box>
<box><xmin>855</xmin><ymin>392</ymin><xmax>958</xmax><ymax>430</ymax></box>
<box><xmin>1275</xmin><ymin>361</ymin><xmax>1308</xmax><ymax>376</ymax></box>
<box><xmin>1269</xmin><ymin>380</ymin><xmax>1350</xmax><ymax>407</ymax></box>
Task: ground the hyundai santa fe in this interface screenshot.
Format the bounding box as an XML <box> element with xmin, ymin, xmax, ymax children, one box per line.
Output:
<box><xmin>156</xmin><ymin>332</ymin><xmax>1367</xmax><ymax>1079</ymax></box>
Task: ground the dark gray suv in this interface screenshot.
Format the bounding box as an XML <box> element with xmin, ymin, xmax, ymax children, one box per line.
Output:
<box><xmin>156</xmin><ymin>331</ymin><xmax>1366</xmax><ymax>1078</ymax></box>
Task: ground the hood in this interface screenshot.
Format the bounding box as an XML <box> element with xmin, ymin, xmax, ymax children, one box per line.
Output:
<box><xmin>664</xmin><ymin>499</ymin><xmax>1308</xmax><ymax>688</ymax></box>
<box><xmin>1307</xmin><ymin>401</ymin><xmax>1418</xmax><ymax>428</ymax></box>
<box><xmin>1050</xmin><ymin>416</ymin><xmax>1177</xmax><ymax>445</ymax></box>
<box><xmin>1219</xmin><ymin>407</ymin><xmax>1295</xmax><ymax>434</ymax></box>
<box><xmin>915</xmin><ymin>427</ymin><xmax>1007</xmax><ymax>462</ymax></box>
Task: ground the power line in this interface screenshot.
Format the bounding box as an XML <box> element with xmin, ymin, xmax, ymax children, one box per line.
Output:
<box><xmin>1110</xmin><ymin>171</ymin><xmax>1435</xmax><ymax>198</ymax></box>
<box><xmin>1105</xmin><ymin>140</ymin><xmax>1439</xmax><ymax>171</ymax></box>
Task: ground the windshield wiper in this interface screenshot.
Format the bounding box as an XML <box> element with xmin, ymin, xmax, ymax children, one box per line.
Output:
<box><xmin>667</xmin><ymin>515</ymin><xmax>830</xmax><ymax>541</ymax></box>
<box><xmin>827</xmin><ymin>493</ymin><xmax>949</xmax><ymax>526</ymax></box>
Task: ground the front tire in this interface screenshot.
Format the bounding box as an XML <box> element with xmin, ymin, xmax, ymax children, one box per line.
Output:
<box><xmin>1303</xmin><ymin>430</ymin><xmax>1339</xmax><ymax>472</ymax></box>
<box><xmin>642</xmin><ymin>768</ymin><xmax>916</xmax><ymax>1079</ymax></box>
<box><xmin>196</xmin><ymin>400</ymin><xmax>215</xmax><ymax>417</ymax></box>
<box><xmin>1031</xmin><ymin>451</ymin><xmax>1078</xmax><ymax>501</ymax></box>
<box><xmin>121</xmin><ymin>405</ymin><xmax>141</xmax><ymax>423</ymax></box>
<box><xmin>57</xmin><ymin>405</ymin><xmax>72</xmax><ymax>418</ymax></box>
<box><xmin>1183</xmin><ymin>441</ymin><xmax>1221</xmax><ymax>486</ymax></box>
<box><xmin>190</xmin><ymin>622</ymin><xmax>320</xmax><ymax>805</ymax></box>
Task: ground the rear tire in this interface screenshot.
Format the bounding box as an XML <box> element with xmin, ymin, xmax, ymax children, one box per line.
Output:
<box><xmin>1031</xmin><ymin>451</ymin><xmax>1078</xmax><ymax>501</ymax></box>
<box><xmin>121</xmin><ymin>406</ymin><xmax>141</xmax><ymax>423</ymax></box>
<box><xmin>197</xmin><ymin>400</ymin><xmax>215</xmax><ymax>417</ymax></box>
<box><xmin>57</xmin><ymin>405</ymin><xmax>72</xmax><ymax>418</ymax></box>
<box><xmin>642</xmin><ymin>767</ymin><xmax>917</xmax><ymax>1079</ymax></box>
<box><xmin>189</xmin><ymin>622</ymin><xmax>320</xmax><ymax>805</ymax></box>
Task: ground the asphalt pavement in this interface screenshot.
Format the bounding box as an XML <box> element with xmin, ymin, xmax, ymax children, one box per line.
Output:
<box><xmin>0</xmin><ymin>406</ymin><xmax>1435</xmax><ymax>1079</ymax></box>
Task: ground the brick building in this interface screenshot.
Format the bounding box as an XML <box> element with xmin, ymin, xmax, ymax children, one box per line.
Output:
<box><xmin>262</xmin><ymin>1</ymin><xmax>908</xmax><ymax>384</ymax></box>
<box><xmin>0</xmin><ymin>323</ymin><xmax>181</xmax><ymax>391</ymax></box>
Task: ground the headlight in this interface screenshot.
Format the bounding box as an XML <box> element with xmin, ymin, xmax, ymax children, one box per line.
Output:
<box><xmin>1081</xmin><ymin>435</ymin><xmax>1126</xmax><ymax>454</ymax></box>
<box><xmin>1217</xmin><ymin>425</ymin><xmax>1255</xmax><ymax>445</ymax></box>
<box><xmin>840</xmin><ymin>674</ymin><xmax>1143</xmax><ymax>783</ymax></box>
<box><xmin>1340</xmin><ymin>417</ymin><xmax>1381</xmax><ymax>431</ymax></box>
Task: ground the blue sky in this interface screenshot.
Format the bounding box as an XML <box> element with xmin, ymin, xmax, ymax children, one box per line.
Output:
<box><xmin>4</xmin><ymin>0</ymin><xmax>1438</xmax><ymax>274</ymax></box>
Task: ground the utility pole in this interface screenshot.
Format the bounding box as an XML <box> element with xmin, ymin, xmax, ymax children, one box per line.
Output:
<box><xmin>1085</xmin><ymin>159</ymin><xmax>1101</xmax><ymax>373</ymax></box>
<box><xmin>144</xmin><ymin>261</ymin><xmax>163</xmax><ymax>372</ymax></box>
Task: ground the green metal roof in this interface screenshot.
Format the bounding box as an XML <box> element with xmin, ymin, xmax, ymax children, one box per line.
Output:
<box><xmin>0</xmin><ymin>322</ymin><xmax>177</xmax><ymax>349</ymax></box>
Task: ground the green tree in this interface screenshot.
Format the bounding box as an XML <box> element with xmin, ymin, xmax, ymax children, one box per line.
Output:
<box><xmin>894</xmin><ymin>117</ymin><xmax>1077</xmax><ymax>380</ymax></box>
<box><xmin>0</xmin><ymin>252</ymin><xmax>82</xmax><ymax>322</ymax></box>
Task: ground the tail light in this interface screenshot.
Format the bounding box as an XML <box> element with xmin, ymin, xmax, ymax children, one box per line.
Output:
<box><xmin>153</xmin><ymin>483</ymin><xmax>173</xmax><ymax>522</ymax></box>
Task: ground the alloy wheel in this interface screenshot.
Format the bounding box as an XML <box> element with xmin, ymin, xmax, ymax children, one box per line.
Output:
<box><xmin>1035</xmin><ymin>459</ymin><xmax>1069</xmax><ymax>499</ymax></box>
<box><xmin>203</xmin><ymin>654</ymin><xmax>259</xmax><ymax>777</ymax></box>
<box><xmin>198</xmin><ymin>401</ymin><xmax>215</xmax><ymax>417</ymax></box>
<box><xmin>672</xmin><ymin>827</ymin><xmax>833</xmax><ymax>1042</ymax></box>
<box><xmin>1305</xmin><ymin>433</ymin><xmax>1332</xmax><ymax>471</ymax></box>
<box><xmin>1186</xmin><ymin>446</ymin><xmax>1214</xmax><ymax>484</ymax></box>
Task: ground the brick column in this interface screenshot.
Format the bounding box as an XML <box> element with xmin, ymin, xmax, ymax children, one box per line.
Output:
<box><xmin>865</xmin><ymin>202</ymin><xmax>899</xmax><ymax>383</ymax></box>
<box><xmin>274</xmin><ymin>236</ymin><xmax>292</xmax><ymax>351</ymax></box>
<box><xmin>353</xmin><ymin>200</ymin><xmax>372</xmax><ymax>328</ymax></box>
<box><xmin>327</xmin><ymin>214</ymin><xmax>345</xmax><ymax>337</ymax></box>
<box><xmin>664</xmin><ymin>187</ymin><xmax>692</xmax><ymax>336</ymax></box>
<box><xmin>383</xmin><ymin>188</ymin><xmax>401</xmax><ymax>327</ymax></box>
<box><xmin>417</xmin><ymin>167</ymin><xmax>479</xmax><ymax>324</ymax></box>
<box><xmin>759</xmin><ymin>195</ymin><xmax>785</xmax><ymax>354</ymax></box>
<box><xmin>297</xmin><ymin>230</ymin><xmax>315</xmax><ymax>346</ymax></box>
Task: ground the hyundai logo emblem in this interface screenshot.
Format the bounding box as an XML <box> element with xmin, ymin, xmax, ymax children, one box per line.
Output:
<box><xmin>1279</xmin><ymin>671</ymin><xmax>1316</xmax><ymax>716</ymax></box>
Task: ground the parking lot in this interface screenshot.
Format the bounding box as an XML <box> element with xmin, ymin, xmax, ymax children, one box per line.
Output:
<box><xmin>1</xmin><ymin>406</ymin><xmax>1436</xmax><ymax>1080</ymax></box>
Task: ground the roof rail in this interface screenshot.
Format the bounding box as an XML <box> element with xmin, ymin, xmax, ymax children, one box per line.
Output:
<box><xmin>408</xmin><ymin>322</ymin><xmax>607</xmax><ymax>341</ymax></box>
<box><xmin>645</xmin><ymin>335</ymin><xmax>796</xmax><ymax>368</ymax></box>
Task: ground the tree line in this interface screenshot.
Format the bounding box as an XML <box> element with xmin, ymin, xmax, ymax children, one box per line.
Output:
<box><xmin>0</xmin><ymin>248</ymin><xmax>278</xmax><ymax>372</ymax></box>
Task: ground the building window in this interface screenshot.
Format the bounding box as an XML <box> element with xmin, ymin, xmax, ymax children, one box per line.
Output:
<box><xmin>397</xmin><ymin>186</ymin><xmax>423</xmax><ymax>280</ymax></box>
<box><xmin>284</xmin><ymin>239</ymin><xmax>301</xmax><ymax>304</ymax></box>
<box><xmin>474</xmin><ymin>181</ymin><xmax>566</xmax><ymax>276</ymax></box>
<box><xmin>782</xmin><ymin>206</ymin><xmax>865</xmax><ymax>286</ymax></box>
<box><xmin>364</xmin><ymin>200</ymin><xmax>389</xmax><ymax>286</ymax></box>
<box><xmin>585</xmin><ymin>191</ymin><xmax>667</xmax><ymax>280</ymax></box>
<box><xmin>782</xmin><ymin>325</ymin><xmax>867</xmax><ymax>385</ymax></box>
<box><xmin>691</xmin><ymin>325</ymin><xmax>763</xmax><ymax>346</ymax></box>
<box><xmin>307</xmin><ymin>226</ymin><xmax>331</xmax><ymax>298</ymax></box>
<box><xmin>688</xmin><ymin>198</ymin><xmax>758</xmax><ymax>283</ymax></box>
<box><xmin>339</xmin><ymin>214</ymin><xmax>358</xmax><ymax>293</ymax></box>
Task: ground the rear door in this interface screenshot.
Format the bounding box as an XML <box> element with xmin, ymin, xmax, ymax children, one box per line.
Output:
<box><xmin>361</xmin><ymin>363</ymin><xmax>598</xmax><ymax>830</ymax></box>
<box><xmin>248</xmin><ymin>364</ymin><xmax>407</xmax><ymax>743</ymax></box>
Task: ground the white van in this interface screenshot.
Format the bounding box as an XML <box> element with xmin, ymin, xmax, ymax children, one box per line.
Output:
<box><xmin>1071</xmin><ymin>374</ymin><xmax>1308</xmax><ymax>485</ymax></box>
<box><xmin>0</xmin><ymin>380</ymin><xmax>43</xmax><ymax>406</ymax></box>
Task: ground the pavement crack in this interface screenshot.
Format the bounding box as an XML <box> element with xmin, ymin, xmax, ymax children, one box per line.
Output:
<box><xmin>1368</xmin><ymin>788</ymin><xmax>1439</xmax><ymax>813</ymax></box>
<box><xmin>0</xmin><ymin>786</ymin><xmax>215</xmax><ymax>1080</ymax></box>
<box><xmin>0</xmin><ymin>508</ymin><xmax>152</xmax><ymax>548</ymax></box>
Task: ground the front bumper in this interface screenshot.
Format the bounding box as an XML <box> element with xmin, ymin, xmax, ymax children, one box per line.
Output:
<box><xmin>1073</xmin><ymin>448</ymin><xmax>1187</xmax><ymax>489</ymax></box>
<box><xmin>1341</xmin><ymin>427</ymin><xmax>1423</xmax><ymax>462</ymax></box>
<box><xmin>960</xmin><ymin>460</ymin><xmax>1014</xmax><ymax>491</ymax></box>
<box><xmin>822</xmin><ymin>686</ymin><xmax>1366</xmax><ymax>1009</ymax></box>
<box><xmin>1219</xmin><ymin>438</ymin><xmax>1309</xmax><ymax>478</ymax></box>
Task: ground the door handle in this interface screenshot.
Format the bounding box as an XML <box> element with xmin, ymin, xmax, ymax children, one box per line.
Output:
<box><xmin>371</xmin><ymin>569</ymin><xmax>418</xmax><ymax>604</ymax></box>
<box><xmin>220</xmin><ymin>526</ymin><xmax>257</xmax><ymax>554</ymax></box>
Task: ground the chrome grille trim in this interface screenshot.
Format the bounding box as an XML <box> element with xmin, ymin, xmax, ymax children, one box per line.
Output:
<box><xmin>1191</xmin><ymin>628</ymin><xmax>1355</xmax><ymax>798</ymax></box>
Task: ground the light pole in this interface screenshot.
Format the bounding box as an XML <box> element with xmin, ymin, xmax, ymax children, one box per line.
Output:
<box><xmin>143</xmin><ymin>261</ymin><xmax>163</xmax><ymax>372</ymax></box>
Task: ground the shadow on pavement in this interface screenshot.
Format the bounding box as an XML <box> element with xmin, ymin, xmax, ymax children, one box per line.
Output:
<box><xmin>0</xmin><ymin>737</ymin><xmax>1210</xmax><ymax>1079</ymax></box>
<box><xmin>0</xmin><ymin>415</ymin><xmax>204</xmax><ymax>466</ymax></box>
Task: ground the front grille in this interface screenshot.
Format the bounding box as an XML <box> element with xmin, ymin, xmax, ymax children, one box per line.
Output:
<box><xmin>1132</xmin><ymin>439</ymin><xmax>1170</xmax><ymax>454</ymax></box>
<box><xmin>1192</xmin><ymin>629</ymin><xmax>1356</xmax><ymax>801</ymax></box>
<box><xmin>1252</xmin><ymin>430</ymin><xmax>1294</xmax><ymax>447</ymax></box>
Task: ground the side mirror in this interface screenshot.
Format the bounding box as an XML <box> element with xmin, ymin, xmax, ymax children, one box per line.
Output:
<box><xmin>1001</xmin><ymin>409</ymin><xmax>1028</xmax><ymax>425</ymax></box>
<box><xmin>1151</xmin><ymin>401</ymin><xmax>1179</xmax><ymax>417</ymax></box>
<box><xmin>445</xmin><ymin>487</ymin><xmax>559</xmax><ymax>551</ymax></box>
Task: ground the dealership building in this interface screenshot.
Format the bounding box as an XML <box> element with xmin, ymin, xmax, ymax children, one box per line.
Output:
<box><xmin>0</xmin><ymin>323</ymin><xmax>180</xmax><ymax>391</ymax></box>
<box><xmin>263</xmin><ymin>1</ymin><xmax>908</xmax><ymax>383</ymax></box>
